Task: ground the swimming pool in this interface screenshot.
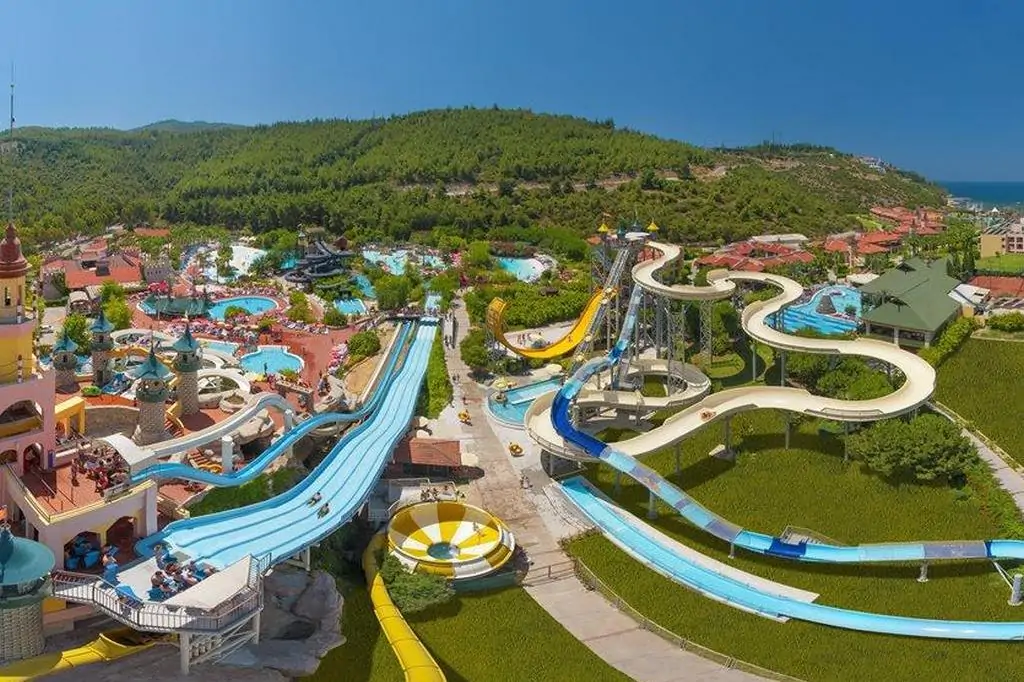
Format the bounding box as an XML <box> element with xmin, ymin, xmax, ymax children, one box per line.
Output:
<box><xmin>497</xmin><ymin>256</ymin><xmax>547</xmax><ymax>282</ymax></box>
<box><xmin>487</xmin><ymin>377</ymin><xmax>563</xmax><ymax>426</ymax></box>
<box><xmin>424</xmin><ymin>293</ymin><xmax>442</xmax><ymax>313</ymax></box>
<box><xmin>280</xmin><ymin>254</ymin><xmax>300</xmax><ymax>270</ymax></box>
<box><xmin>335</xmin><ymin>298</ymin><xmax>368</xmax><ymax>316</ymax></box>
<box><xmin>201</xmin><ymin>340</ymin><xmax>240</xmax><ymax>357</ymax></box>
<box><xmin>239</xmin><ymin>345</ymin><xmax>304</xmax><ymax>375</ymax></box>
<box><xmin>208</xmin><ymin>296</ymin><xmax>279</xmax><ymax>320</ymax></box>
<box><xmin>771</xmin><ymin>285</ymin><xmax>861</xmax><ymax>335</ymax></box>
<box><xmin>353</xmin><ymin>273</ymin><xmax>376</xmax><ymax>298</ymax></box>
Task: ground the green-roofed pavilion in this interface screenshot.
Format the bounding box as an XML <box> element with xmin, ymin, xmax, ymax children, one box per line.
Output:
<box><xmin>858</xmin><ymin>256</ymin><xmax>962</xmax><ymax>347</ymax></box>
<box><xmin>142</xmin><ymin>294</ymin><xmax>211</xmax><ymax>318</ymax></box>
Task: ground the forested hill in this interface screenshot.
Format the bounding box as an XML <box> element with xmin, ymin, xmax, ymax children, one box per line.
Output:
<box><xmin>0</xmin><ymin>108</ymin><xmax>947</xmax><ymax>249</ymax></box>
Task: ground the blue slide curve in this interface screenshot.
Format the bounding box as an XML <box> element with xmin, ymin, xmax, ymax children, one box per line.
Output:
<box><xmin>138</xmin><ymin>321</ymin><xmax>437</xmax><ymax>569</ymax></box>
<box><xmin>129</xmin><ymin>323</ymin><xmax>414</xmax><ymax>487</ymax></box>
<box><xmin>551</xmin><ymin>288</ymin><xmax>1024</xmax><ymax>638</ymax></box>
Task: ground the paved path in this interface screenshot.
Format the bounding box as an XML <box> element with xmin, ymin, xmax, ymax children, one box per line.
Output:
<box><xmin>441</xmin><ymin>299</ymin><xmax>761</xmax><ymax>682</ymax></box>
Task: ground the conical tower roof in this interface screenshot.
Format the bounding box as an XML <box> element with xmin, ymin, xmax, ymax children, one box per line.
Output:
<box><xmin>0</xmin><ymin>223</ymin><xmax>29</xmax><ymax>278</ymax></box>
<box><xmin>171</xmin><ymin>322</ymin><xmax>200</xmax><ymax>353</ymax></box>
<box><xmin>90</xmin><ymin>308</ymin><xmax>114</xmax><ymax>333</ymax></box>
<box><xmin>52</xmin><ymin>331</ymin><xmax>78</xmax><ymax>354</ymax></box>
<box><xmin>129</xmin><ymin>345</ymin><xmax>172</xmax><ymax>381</ymax></box>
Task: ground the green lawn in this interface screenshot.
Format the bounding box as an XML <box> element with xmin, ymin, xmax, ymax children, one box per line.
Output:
<box><xmin>977</xmin><ymin>253</ymin><xmax>1024</xmax><ymax>274</ymax></box>
<box><xmin>937</xmin><ymin>339</ymin><xmax>1024</xmax><ymax>462</ymax></box>
<box><xmin>564</xmin><ymin>410</ymin><xmax>1024</xmax><ymax>682</ymax></box>
<box><xmin>304</xmin><ymin>586</ymin><xmax>631</xmax><ymax>682</ymax></box>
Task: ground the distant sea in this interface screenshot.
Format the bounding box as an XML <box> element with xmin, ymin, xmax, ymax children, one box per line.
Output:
<box><xmin>942</xmin><ymin>181</ymin><xmax>1024</xmax><ymax>209</ymax></box>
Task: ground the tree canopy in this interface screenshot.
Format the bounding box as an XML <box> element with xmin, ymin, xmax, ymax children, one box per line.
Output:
<box><xmin>1</xmin><ymin>109</ymin><xmax>946</xmax><ymax>252</ymax></box>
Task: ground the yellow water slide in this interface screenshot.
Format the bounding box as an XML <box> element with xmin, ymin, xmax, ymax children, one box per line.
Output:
<box><xmin>364</xmin><ymin>535</ymin><xmax>446</xmax><ymax>682</ymax></box>
<box><xmin>486</xmin><ymin>288</ymin><xmax>612</xmax><ymax>360</ymax></box>
<box><xmin>0</xmin><ymin>629</ymin><xmax>157</xmax><ymax>681</ymax></box>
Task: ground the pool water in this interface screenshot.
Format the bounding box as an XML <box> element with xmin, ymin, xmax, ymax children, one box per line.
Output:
<box><xmin>280</xmin><ymin>255</ymin><xmax>300</xmax><ymax>270</ymax></box>
<box><xmin>487</xmin><ymin>377</ymin><xmax>563</xmax><ymax>425</ymax></box>
<box><xmin>363</xmin><ymin>249</ymin><xmax>409</xmax><ymax>274</ymax></box>
<box><xmin>497</xmin><ymin>256</ymin><xmax>547</xmax><ymax>282</ymax></box>
<box><xmin>239</xmin><ymin>345</ymin><xmax>304</xmax><ymax>375</ymax></box>
<box><xmin>334</xmin><ymin>298</ymin><xmax>368</xmax><ymax>316</ymax></box>
<box><xmin>208</xmin><ymin>296</ymin><xmax>279</xmax><ymax>320</ymax></box>
<box><xmin>201</xmin><ymin>340</ymin><xmax>240</xmax><ymax>356</ymax></box>
<box><xmin>353</xmin><ymin>274</ymin><xmax>376</xmax><ymax>298</ymax></box>
<box><xmin>424</xmin><ymin>293</ymin><xmax>442</xmax><ymax>313</ymax></box>
<box><xmin>771</xmin><ymin>285</ymin><xmax>862</xmax><ymax>335</ymax></box>
<box><xmin>427</xmin><ymin>542</ymin><xmax>458</xmax><ymax>560</ymax></box>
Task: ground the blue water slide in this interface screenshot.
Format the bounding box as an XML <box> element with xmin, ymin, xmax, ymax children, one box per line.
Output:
<box><xmin>138</xmin><ymin>322</ymin><xmax>437</xmax><ymax>569</ymax></box>
<box><xmin>561</xmin><ymin>477</ymin><xmax>1024</xmax><ymax>640</ymax></box>
<box><xmin>550</xmin><ymin>289</ymin><xmax>1024</xmax><ymax>565</ymax></box>
<box><xmin>129</xmin><ymin>323</ymin><xmax>414</xmax><ymax>487</ymax></box>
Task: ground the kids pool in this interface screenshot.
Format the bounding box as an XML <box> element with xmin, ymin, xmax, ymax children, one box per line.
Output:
<box><xmin>487</xmin><ymin>377</ymin><xmax>563</xmax><ymax>426</ymax></box>
<box><xmin>335</xmin><ymin>298</ymin><xmax>368</xmax><ymax>316</ymax></box>
<box><xmin>497</xmin><ymin>256</ymin><xmax>547</xmax><ymax>283</ymax></box>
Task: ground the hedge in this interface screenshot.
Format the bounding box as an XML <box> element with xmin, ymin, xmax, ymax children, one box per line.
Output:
<box><xmin>918</xmin><ymin>317</ymin><xmax>978</xmax><ymax>367</ymax></box>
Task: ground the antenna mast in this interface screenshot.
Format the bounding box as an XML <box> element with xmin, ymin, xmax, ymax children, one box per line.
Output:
<box><xmin>6</xmin><ymin>62</ymin><xmax>12</xmax><ymax>222</ymax></box>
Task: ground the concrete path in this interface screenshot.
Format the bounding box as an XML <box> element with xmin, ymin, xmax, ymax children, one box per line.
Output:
<box><xmin>441</xmin><ymin>298</ymin><xmax>761</xmax><ymax>682</ymax></box>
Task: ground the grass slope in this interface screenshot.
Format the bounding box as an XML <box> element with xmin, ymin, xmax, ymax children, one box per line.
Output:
<box><xmin>936</xmin><ymin>339</ymin><xmax>1024</xmax><ymax>461</ymax></box>
<box><xmin>304</xmin><ymin>586</ymin><xmax>630</xmax><ymax>682</ymax></box>
<box><xmin>564</xmin><ymin>410</ymin><xmax>1023</xmax><ymax>681</ymax></box>
<box><xmin>977</xmin><ymin>253</ymin><xmax>1024</xmax><ymax>274</ymax></box>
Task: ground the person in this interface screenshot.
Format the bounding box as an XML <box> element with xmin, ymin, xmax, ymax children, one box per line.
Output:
<box><xmin>308</xmin><ymin>491</ymin><xmax>323</xmax><ymax>506</ymax></box>
<box><xmin>317</xmin><ymin>503</ymin><xmax>330</xmax><ymax>518</ymax></box>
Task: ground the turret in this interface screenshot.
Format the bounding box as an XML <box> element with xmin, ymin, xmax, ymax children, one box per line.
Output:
<box><xmin>52</xmin><ymin>331</ymin><xmax>79</xmax><ymax>393</ymax></box>
<box><xmin>130</xmin><ymin>345</ymin><xmax>172</xmax><ymax>446</ymax></box>
<box><xmin>90</xmin><ymin>309</ymin><xmax>115</xmax><ymax>387</ymax></box>
<box><xmin>171</xmin><ymin>322</ymin><xmax>201</xmax><ymax>416</ymax></box>
<box><xmin>0</xmin><ymin>523</ymin><xmax>55</xmax><ymax>662</ymax></box>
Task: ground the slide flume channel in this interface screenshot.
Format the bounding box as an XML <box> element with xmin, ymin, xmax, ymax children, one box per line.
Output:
<box><xmin>139</xmin><ymin>321</ymin><xmax>437</xmax><ymax>569</ymax></box>
<box><xmin>543</xmin><ymin>242</ymin><xmax>1024</xmax><ymax>639</ymax></box>
<box><xmin>129</xmin><ymin>323</ymin><xmax>413</xmax><ymax>486</ymax></box>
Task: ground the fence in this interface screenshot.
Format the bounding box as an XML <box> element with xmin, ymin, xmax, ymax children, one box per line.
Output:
<box><xmin>566</xmin><ymin>557</ymin><xmax>805</xmax><ymax>682</ymax></box>
<box><xmin>929</xmin><ymin>401</ymin><xmax>1024</xmax><ymax>473</ymax></box>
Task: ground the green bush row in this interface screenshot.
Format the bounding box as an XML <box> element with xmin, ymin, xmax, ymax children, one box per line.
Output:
<box><xmin>918</xmin><ymin>317</ymin><xmax>979</xmax><ymax>367</ymax></box>
<box><xmin>986</xmin><ymin>311</ymin><xmax>1024</xmax><ymax>333</ymax></box>
<box><xmin>419</xmin><ymin>330</ymin><xmax>453</xmax><ymax>418</ymax></box>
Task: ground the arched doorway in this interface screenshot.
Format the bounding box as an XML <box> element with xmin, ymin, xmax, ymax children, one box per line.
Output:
<box><xmin>63</xmin><ymin>531</ymin><xmax>101</xmax><ymax>571</ymax></box>
<box><xmin>106</xmin><ymin>516</ymin><xmax>136</xmax><ymax>555</ymax></box>
<box><xmin>0</xmin><ymin>399</ymin><xmax>42</xmax><ymax>424</ymax></box>
<box><xmin>22</xmin><ymin>443</ymin><xmax>42</xmax><ymax>473</ymax></box>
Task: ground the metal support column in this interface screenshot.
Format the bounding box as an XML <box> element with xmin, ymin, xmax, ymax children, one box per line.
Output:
<box><xmin>179</xmin><ymin>633</ymin><xmax>191</xmax><ymax>675</ymax></box>
<box><xmin>918</xmin><ymin>563</ymin><xmax>929</xmax><ymax>583</ymax></box>
<box><xmin>647</xmin><ymin>490</ymin><xmax>657</xmax><ymax>519</ymax></box>
<box><xmin>785</xmin><ymin>420</ymin><xmax>791</xmax><ymax>450</ymax></box>
<box><xmin>1010</xmin><ymin>575</ymin><xmax>1023</xmax><ymax>606</ymax></box>
<box><xmin>780</xmin><ymin>351</ymin><xmax>787</xmax><ymax>386</ymax></box>
<box><xmin>699</xmin><ymin>299</ymin><xmax>714</xmax><ymax>363</ymax></box>
<box><xmin>843</xmin><ymin>422</ymin><xmax>850</xmax><ymax>463</ymax></box>
<box><xmin>613</xmin><ymin>471</ymin><xmax>621</xmax><ymax>497</ymax></box>
<box><xmin>751</xmin><ymin>341</ymin><xmax>758</xmax><ymax>383</ymax></box>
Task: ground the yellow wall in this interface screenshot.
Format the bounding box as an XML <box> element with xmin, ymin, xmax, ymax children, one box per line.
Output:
<box><xmin>0</xmin><ymin>273</ymin><xmax>35</xmax><ymax>382</ymax></box>
<box><xmin>980</xmin><ymin>233</ymin><xmax>1004</xmax><ymax>259</ymax></box>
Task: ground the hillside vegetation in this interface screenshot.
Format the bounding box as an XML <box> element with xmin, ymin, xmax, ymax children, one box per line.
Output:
<box><xmin>0</xmin><ymin>108</ymin><xmax>946</xmax><ymax>249</ymax></box>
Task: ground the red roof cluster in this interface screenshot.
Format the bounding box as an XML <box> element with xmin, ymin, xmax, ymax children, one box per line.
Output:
<box><xmin>823</xmin><ymin>231</ymin><xmax>901</xmax><ymax>256</ymax></box>
<box><xmin>870</xmin><ymin>206</ymin><xmax>943</xmax><ymax>236</ymax></box>
<box><xmin>695</xmin><ymin>240</ymin><xmax>814</xmax><ymax>273</ymax></box>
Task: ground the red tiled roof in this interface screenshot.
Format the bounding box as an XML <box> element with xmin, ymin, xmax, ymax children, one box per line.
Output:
<box><xmin>52</xmin><ymin>253</ymin><xmax>144</xmax><ymax>289</ymax></box>
<box><xmin>392</xmin><ymin>438</ymin><xmax>462</xmax><ymax>468</ymax></box>
<box><xmin>859</xmin><ymin>231</ymin><xmax>902</xmax><ymax>245</ymax></box>
<box><xmin>969</xmin><ymin>276</ymin><xmax>1024</xmax><ymax>298</ymax></box>
<box><xmin>134</xmin><ymin>227</ymin><xmax>172</xmax><ymax>238</ymax></box>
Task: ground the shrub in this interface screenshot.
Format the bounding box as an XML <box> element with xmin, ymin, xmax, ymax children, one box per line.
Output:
<box><xmin>987</xmin><ymin>312</ymin><xmax>1024</xmax><ymax>333</ymax></box>
<box><xmin>847</xmin><ymin>413</ymin><xmax>979</xmax><ymax>483</ymax></box>
<box><xmin>419</xmin><ymin>331</ymin><xmax>452</xmax><ymax>418</ymax></box>
<box><xmin>323</xmin><ymin>307</ymin><xmax>348</xmax><ymax>327</ymax></box>
<box><xmin>378</xmin><ymin>553</ymin><xmax>454</xmax><ymax>614</ymax></box>
<box><xmin>223</xmin><ymin>305</ymin><xmax>249</xmax><ymax>320</ymax></box>
<box><xmin>460</xmin><ymin>328</ymin><xmax>491</xmax><ymax>373</ymax></box>
<box><xmin>919</xmin><ymin>317</ymin><xmax>978</xmax><ymax>367</ymax></box>
<box><xmin>348</xmin><ymin>331</ymin><xmax>381</xmax><ymax>358</ymax></box>
<box><xmin>81</xmin><ymin>385</ymin><xmax>102</xmax><ymax>397</ymax></box>
<box><xmin>286</xmin><ymin>291</ymin><xmax>317</xmax><ymax>323</ymax></box>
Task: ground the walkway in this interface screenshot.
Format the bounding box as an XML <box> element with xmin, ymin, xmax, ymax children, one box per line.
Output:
<box><xmin>443</xmin><ymin>297</ymin><xmax>761</xmax><ymax>682</ymax></box>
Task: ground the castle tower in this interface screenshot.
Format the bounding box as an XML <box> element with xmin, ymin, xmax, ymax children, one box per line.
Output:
<box><xmin>0</xmin><ymin>523</ymin><xmax>55</xmax><ymax>662</ymax></box>
<box><xmin>130</xmin><ymin>345</ymin><xmax>172</xmax><ymax>446</ymax></box>
<box><xmin>90</xmin><ymin>309</ymin><xmax>114</xmax><ymax>387</ymax></box>
<box><xmin>171</xmin><ymin>322</ymin><xmax>201</xmax><ymax>417</ymax></box>
<box><xmin>51</xmin><ymin>331</ymin><xmax>79</xmax><ymax>393</ymax></box>
<box><xmin>0</xmin><ymin>223</ymin><xmax>57</xmax><ymax>488</ymax></box>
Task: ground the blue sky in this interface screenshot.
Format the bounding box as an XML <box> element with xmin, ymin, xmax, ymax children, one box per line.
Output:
<box><xmin>3</xmin><ymin>0</ymin><xmax>1021</xmax><ymax>180</ymax></box>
